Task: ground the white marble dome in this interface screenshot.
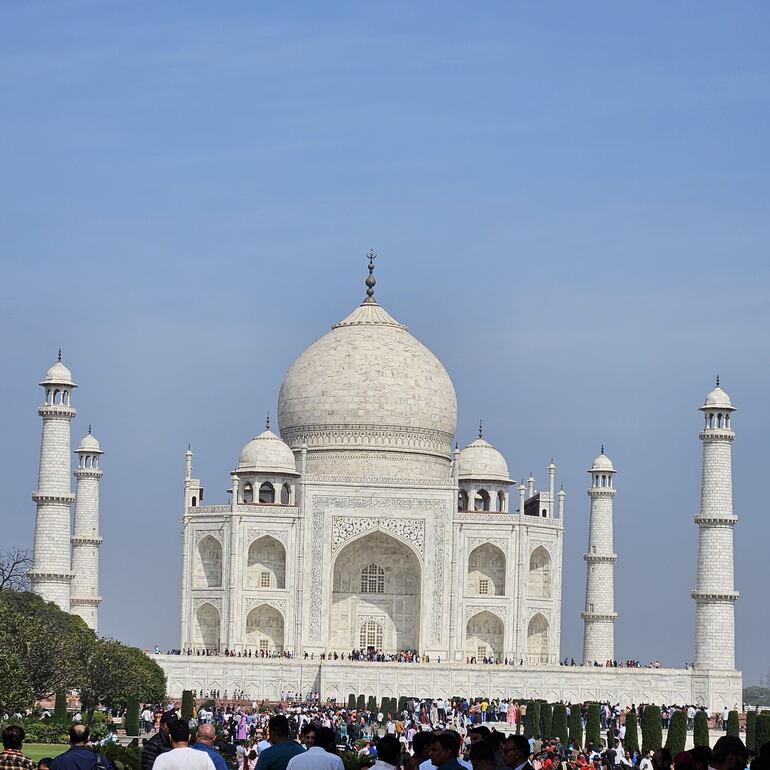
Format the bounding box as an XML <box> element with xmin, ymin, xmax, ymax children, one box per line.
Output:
<box><xmin>591</xmin><ymin>452</ymin><xmax>614</xmax><ymax>472</ymax></box>
<box><xmin>40</xmin><ymin>359</ymin><xmax>75</xmax><ymax>386</ymax></box>
<box><xmin>458</xmin><ymin>438</ymin><xmax>511</xmax><ymax>482</ymax></box>
<box><xmin>238</xmin><ymin>429</ymin><xmax>298</xmax><ymax>475</ymax></box>
<box><xmin>277</xmin><ymin>297</ymin><xmax>457</xmax><ymax>477</ymax></box>
<box><xmin>703</xmin><ymin>385</ymin><xmax>734</xmax><ymax>410</ymax></box>
<box><xmin>76</xmin><ymin>433</ymin><xmax>102</xmax><ymax>453</ymax></box>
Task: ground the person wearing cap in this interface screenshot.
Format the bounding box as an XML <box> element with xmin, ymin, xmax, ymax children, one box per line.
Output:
<box><xmin>141</xmin><ymin>710</ymin><xmax>179</xmax><ymax>770</ymax></box>
<box><xmin>710</xmin><ymin>737</ymin><xmax>749</xmax><ymax>770</ymax></box>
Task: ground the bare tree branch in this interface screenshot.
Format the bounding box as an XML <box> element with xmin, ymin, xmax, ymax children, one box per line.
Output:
<box><xmin>0</xmin><ymin>548</ymin><xmax>33</xmax><ymax>591</ymax></box>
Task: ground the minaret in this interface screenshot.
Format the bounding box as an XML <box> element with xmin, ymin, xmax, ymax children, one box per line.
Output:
<box><xmin>693</xmin><ymin>379</ymin><xmax>738</xmax><ymax>670</ymax></box>
<box><xmin>582</xmin><ymin>448</ymin><xmax>618</xmax><ymax>665</ymax></box>
<box><xmin>70</xmin><ymin>428</ymin><xmax>103</xmax><ymax>630</ymax></box>
<box><xmin>29</xmin><ymin>354</ymin><xmax>77</xmax><ymax>611</ymax></box>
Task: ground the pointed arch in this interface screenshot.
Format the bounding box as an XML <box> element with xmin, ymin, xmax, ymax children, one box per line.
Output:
<box><xmin>529</xmin><ymin>546</ymin><xmax>551</xmax><ymax>599</ymax></box>
<box><xmin>194</xmin><ymin>602</ymin><xmax>221</xmax><ymax>650</ymax></box>
<box><xmin>244</xmin><ymin>604</ymin><xmax>284</xmax><ymax>653</ymax></box>
<box><xmin>247</xmin><ymin>535</ymin><xmax>286</xmax><ymax>589</ymax></box>
<box><xmin>194</xmin><ymin>535</ymin><xmax>222</xmax><ymax>588</ymax></box>
<box><xmin>458</xmin><ymin>490</ymin><xmax>469</xmax><ymax>512</ymax></box>
<box><xmin>465</xmin><ymin>610</ymin><xmax>504</xmax><ymax>660</ymax></box>
<box><xmin>258</xmin><ymin>482</ymin><xmax>275</xmax><ymax>504</ymax></box>
<box><xmin>526</xmin><ymin>612</ymin><xmax>549</xmax><ymax>663</ymax></box>
<box><xmin>467</xmin><ymin>543</ymin><xmax>506</xmax><ymax>596</ymax></box>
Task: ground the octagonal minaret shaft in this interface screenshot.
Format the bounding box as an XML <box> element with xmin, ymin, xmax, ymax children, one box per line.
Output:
<box><xmin>30</xmin><ymin>355</ymin><xmax>77</xmax><ymax>611</ymax></box>
<box><xmin>582</xmin><ymin>448</ymin><xmax>618</xmax><ymax>665</ymax></box>
<box><xmin>71</xmin><ymin>429</ymin><xmax>104</xmax><ymax>631</ymax></box>
<box><xmin>693</xmin><ymin>379</ymin><xmax>738</xmax><ymax>670</ymax></box>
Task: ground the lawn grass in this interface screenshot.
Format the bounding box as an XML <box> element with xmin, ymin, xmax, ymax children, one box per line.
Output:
<box><xmin>22</xmin><ymin>743</ymin><xmax>68</xmax><ymax>762</ymax></box>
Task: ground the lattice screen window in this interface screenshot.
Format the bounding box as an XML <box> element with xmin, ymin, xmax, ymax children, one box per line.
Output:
<box><xmin>359</xmin><ymin>620</ymin><xmax>384</xmax><ymax>649</ymax></box>
<box><xmin>260</xmin><ymin>571</ymin><xmax>271</xmax><ymax>588</ymax></box>
<box><xmin>360</xmin><ymin>564</ymin><xmax>385</xmax><ymax>594</ymax></box>
<box><xmin>479</xmin><ymin>578</ymin><xmax>490</xmax><ymax>595</ymax></box>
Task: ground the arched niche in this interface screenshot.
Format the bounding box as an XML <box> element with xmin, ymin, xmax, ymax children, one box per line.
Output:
<box><xmin>467</xmin><ymin>543</ymin><xmax>506</xmax><ymax>596</ymax></box>
<box><xmin>247</xmin><ymin>536</ymin><xmax>286</xmax><ymax>589</ymax></box>
<box><xmin>529</xmin><ymin>546</ymin><xmax>551</xmax><ymax>599</ymax></box>
<box><xmin>194</xmin><ymin>603</ymin><xmax>221</xmax><ymax>650</ymax></box>
<box><xmin>194</xmin><ymin>535</ymin><xmax>222</xmax><ymax>588</ymax></box>
<box><xmin>244</xmin><ymin>604</ymin><xmax>285</xmax><ymax>653</ymax></box>
<box><xmin>465</xmin><ymin>610</ymin><xmax>504</xmax><ymax>660</ymax></box>
<box><xmin>527</xmin><ymin>612</ymin><xmax>549</xmax><ymax>663</ymax></box>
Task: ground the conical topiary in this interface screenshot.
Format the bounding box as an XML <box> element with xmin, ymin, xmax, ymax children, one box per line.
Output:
<box><xmin>569</xmin><ymin>706</ymin><xmax>583</xmax><ymax>749</ymax></box>
<box><xmin>693</xmin><ymin>710</ymin><xmax>710</xmax><ymax>749</ymax></box>
<box><xmin>727</xmin><ymin>711</ymin><xmax>739</xmax><ymax>738</ymax></box>
<box><xmin>54</xmin><ymin>691</ymin><xmax>68</xmax><ymax>722</ymax></box>
<box><xmin>586</xmin><ymin>703</ymin><xmax>602</xmax><ymax>749</ymax></box>
<box><xmin>552</xmin><ymin>704</ymin><xmax>568</xmax><ymax>743</ymax></box>
<box><xmin>641</xmin><ymin>705</ymin><xmax>663</xmax><ymax>753</ymax></box>
<box><xmin>665</xmin><ymin>710</ymin><xmax>687</xmax><ymax>755</ymax></box>
<box><xmin>540</xmin><ymin>703</ymin><xmax>553</xmax><ymax>740</ymax></box>
<box><xmin>625</xmin><ymin>710</ymin><xmax>640</xmax><ymax>754</ymax></box>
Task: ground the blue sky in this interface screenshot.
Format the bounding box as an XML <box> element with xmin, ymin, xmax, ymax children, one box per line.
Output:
<box><xmin>1</xmin><ymin>2</ymin><xmax>769</xmax><ymax>685</ymax></box>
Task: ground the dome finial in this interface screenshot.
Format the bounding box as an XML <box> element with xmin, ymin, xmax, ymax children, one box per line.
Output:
<box><xmin>601</xmin><ymin>444</ymin><xmax>604</xmax><ymax>454</ymax></box>
<box><xmin>478</xmin><ymin>419</ymin><xmax>483</xmax><ymax>439</ymax></box>
<box><xmin>88</xmin><ymin>424</ymin><xmax>92</xmax><ymax>435</ymax></box>
<box><xmin>716</xmin><ymin>374</ymin><xmax>720</xmax><ymax>388</ymax></box>
<box><xmin>57</xmin><ymin>348</ymin><xmax>62</xmax><ymax>362</ymax></box>
<box><xmin>265</xmin><ymin>412</ymin><xmax>271</xmax><ymax>431</ymax></box>
<box><xmin>364</xmin><ymin>249</ymin><xmax>377</xmax><ymax>301</ymax></box>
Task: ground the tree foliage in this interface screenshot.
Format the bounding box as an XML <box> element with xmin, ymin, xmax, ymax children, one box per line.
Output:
<box><xmin>569</xmin><ymin>706</ymin><xmax>583</xmax><ymax>749</ymax></box>
<box><xmin>694</xmin><ymin>710</ymin><xmax>710</xmax><ymax>749</ymax></box>
<box><xmin>727</xmin><ymin>711</ymin><xmax>739</xmax><ymax>738</ymax></box>
<box><xmin>665</xmin><ymin>710</ymin><xmax>687</xmax><ymax>755</ymax></box>
<box><xmin>552</xmin><ymin>704</ymin><xmax>568</xmax><ymax>743</ymax></box>
<box><xmin>641</xmin><ymin>705</ymin><xmax>663</xmax><ymax>753</ymax></box>
<box><xmin>743</xmin><ymin>687</ymin><xmax>770</xmax><ymax>708</ymax></box>
<box><xmin>624</xmin><ymin>710</ymin><xmax>640</xmax><ymax>754</ymax></box>
<box><xmin>0</xmin><ymin>589</ymin><xmax>166</xmax><ymax>717</ymax></box>
<box><xmin>586</xmin><ymin>703</ymin><xmax>602</xmax><ymax>749</ymax></box>
<box><xmin>0</xmin><ymin>549</ymin><xmax>32</xmax><ymax>591</ymax></box>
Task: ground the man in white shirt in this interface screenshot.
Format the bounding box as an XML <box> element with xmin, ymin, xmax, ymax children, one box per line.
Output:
<box><xmin>153</xmin><ymin>720</ymin><xmax>215</xmax><ymax>770</ymax></box>
<box><xmin>287</xmin><ymin>726</ymin><xmax>343</xmax><ymax>770</ymax></box>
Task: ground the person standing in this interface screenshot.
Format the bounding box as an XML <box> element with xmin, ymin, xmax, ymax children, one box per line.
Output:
<box><xmin>191</xmin><ymin>724</ymin><xmax>228</xmax><ymax>770</ymax></box>
<box><xmin>255</xmin><ymin>716</ymin><xmax>305</xmax><ymax>770</ymax></box>
<box><xmin>49</xmin><ymin>724</ymin><xmax>114</xmax><ymax>770</ymax></box>
<box><xmin>0</xmin><ymin>725</ymin><xmax>36</xmax><ymax>770</ymax></box>
<box><xmin>152</xmin><ymin>721</ymin><xmax>214</xmax><ymax>770</ymax></box>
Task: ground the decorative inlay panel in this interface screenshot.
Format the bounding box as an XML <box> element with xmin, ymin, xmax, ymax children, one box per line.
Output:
<box><xmin>308</xmin><ymin>509</ymin><xmax>325</xmax><ymax>640</ymax></box>
<box><xmin>243</xmin><ymin>598</ymin><xmax>288</xmax><ymax>616</ymax></box>
<box><xmin>463</xmin><ymin>604</ymin><xmax>507</xmax><ymax>622</ymax></box>
<box><xmin>331</xmin><ymin>516</ymin><xmax>424</xmax><ymax>555</ymax></box>
<box><xmin>246</xmin><ymin>528</ymin><xmax>289</xmax><ymax>546</ymax></box>
<box><xmin>466</xmin><ymin>537</ymin><xmax>509</xmax><ymax>554</ymax></box>
<box><xmin>194</xmin><ymin>529</ymin><xmax>224</xmax><ymax>545</ymax></box>
<box><xmin>192</xmin><ymin>597</ymin><xmax>222</xmax><ymax>613</ymax></box>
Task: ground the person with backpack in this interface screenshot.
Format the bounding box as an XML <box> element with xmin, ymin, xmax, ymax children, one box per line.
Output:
<box><xmin>49</xmin><ymin>724</ymin><xmax>114</xmax><ymax>770</ymax></box>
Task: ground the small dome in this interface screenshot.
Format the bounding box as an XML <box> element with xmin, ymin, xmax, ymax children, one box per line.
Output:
<box><xmin>458</xmin><ymin>438</ymin><xmax>511</xmax><ymax>483</ymax></box>
<box><xmin>238</xmin><ymin>430</ymin><xmax>298</xmax><ymax>475</ymax></box>
<box><xmin>40</xmin><ymin>360</ymin><xmax>76</xmax><ymax>387</ymax></box>
<box><xmin>591</xmin><ymin>452</ymin><xmax>614</xmax><ymax>472</ymax></box>
<box><xmin>703</xmin><ymin>385</ymin><xmax>734</xmax><ymax>410</ymax></box>
<box><xmin>76</xmin><ymin>433</ymin><xmax>102</xmax><ymax>453</ymax></box>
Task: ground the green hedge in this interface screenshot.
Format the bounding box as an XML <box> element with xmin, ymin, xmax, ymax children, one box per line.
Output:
<box><xmin>625</xmin><ymin>711</ymin><xmax>640</xmax><ymax>753</ymax></box>
<box><xmin>103</xmin><ymin>743</ymin><xmax>140</xmax><ymax>770</ymax></box>
<box><xmin>181</xmin><ymin>690</ymin><xmax>194</xmax><ymax>721</ymax></box>
<box><xmin>586</xmin><ymin>703</ymin><xmax>602</xmax><ymax>749</ymax></box>
<box><xmin>568</xmin><ymin>706</ymin><xmax>583</xmax><ymax>748</ymax></box>
<box><xmin>641</xmin><ymin>705</ymin><xmax>663</xmax><ymax>753</ymax></box>
<box><xmin>540</xmin><ymin>703</ymin><xmax>553</xmax><ymax>740</ymax></box>
<box><xmin>524</xmin><ymin>701</ymin><xmax>540</xmax><ymax>738</ymax></box>
<box><xmin>347</xmin><ymin>694</ymin><xmax>356</xmax><ymax>710</ymax></box>
<box><xmin>366</xmin><ymin>696</ymin><xmax>377</xmax><ymax>713</ymax></box>
<box><xmin>665</xmin><ymin>710</ymin><xmax>687</xmax><ymax>755</ymax></box>
<box><xmin>552</xmin><ymin>704</ymin><xmax>568</xmax><ymax>742</ymax></box>
<box><xmin>756</xmin><ymin>713</ymin><xmax>770</xmax><ymax>753</ymax></box>
<box><xmin>124</xmin><ymin>698</ymin><xmax>140</xmax><ymax>737</ymax></box>
<box><xmin>693</xmin><ymin>710</ymin><xmax>710</xmax><ymax>749</ymax></box>
<box><xmin>54</xmin><ymin>691</ymin><xmax>68</xmax><ymax>722</ymax></box>
<box><xmin>727</xmin><ymin>711</ymin><xmax>739</xmax><ymax>738</ymax></box>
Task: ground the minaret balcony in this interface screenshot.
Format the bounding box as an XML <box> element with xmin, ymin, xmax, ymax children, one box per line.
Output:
<box><xmin>37</xmin><ymin>405</ymin><xmax>76</xmax><ymax>418</ymax></box>
<box><xmin>583</xmin><ymin>552</ymin><xmax>617</xmax><ymax>563</ymax></box>
<box><xmin>693</xmin><ymin>514</ymin><xmax>738</xmax><ymax>526</ymax></box>
<box><xmin>691</xmin><ymin>590</ymin><xmax>739</xmax><ymax>603</ymax></box>
<box><xmin>580</xmin><ymin>611</ymin><xmax>617</xmax><ymax>621</ymax></box>
<box><xmin>32</xmin><ymin>491</ymin><xmax>76</xmax><ymax>504</ymax></box>
<box><xmin>71</xmin><ymin>535</ymin><xmax>103</xmax><ymax>546</ymax></box>
<box><xmin>699</xmin><ymin>430</ymin><xmax>735</xmax><ymax>442</ymax></box>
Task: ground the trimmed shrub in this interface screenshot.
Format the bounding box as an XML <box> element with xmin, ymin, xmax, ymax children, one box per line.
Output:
<box><xmin>398</xmin><ymin>696</ymin><xmax>407</xmax><ymax>714</ymax></box>
<box><xmin>625</xmin><ymin>710</ymin><xmax>640</xmax><ymax>754</ymax></box>
<box><xmin>641</xmin><ymin>705</ymin><xmax>663</xmax><ymax>753</ymax></box>
<box><xmin>102</xmin><ymin>742</ymin><xmax>140</xmax><ymax>770</ymax></box>
<box><xmin>540</xmin><ymin>703</ymin><xmax>553</xmax><ymax>740</ymax></box>
<box><xmin>586</xmin><ymin>703</ymin><xmax>602</xmax><ymax>750</ymax></box>
<box><xmin>569</xmin><ymin>706</ymin><xmax>583</xmax><ymax>749</ymax></box>
<box><xmin>524</xmin><ymin>701</ymin><xmax>540</xmax><ymax>738</ymax></box>
<box><xmin>756</xmin><ymin>713</ymin><xmax>770</xmax><ymax>753</ymax></box>
<box><xmin>54</xmin><ymin>691</ymin><xmax>68</xmax><ymax>722</ymax></box>
<box><xmin>356</xmin><ymin>694</ymin><xmax>365</xmax><ymax>711</ymax></box>
<box><xmin>727</xmin><ymin>711</ymin><xmax>739</xmax><ymax>738</ymax></box>
<box><xmin>367</xmin><ymin>695</ymin><xmax>377</xmax><ymax>713</ymax></box>
<box><xmin>348</xmin><ymin>694</ymin><xmax>356</xmax><ymax>710</ymax></box>
<box><xmin>552</xmin><ymin>704</ymin><xmax>568</xmax><ymax>743</ymax></box>
<box><xmin>694</xmin><ymin>710</ymin><xmax>710</xmax><ymax>749</ymax></box>
<box><xmin>665</xmin><ymin>710</ymin><xmax>687</xmax><ymax>755</ymax></box>
<box><xmin>181</xmin><ymin>690</ymin><xmax>194</xmax><ymax>721</ymax></box>
<box><xmin>125</xmin><ymin>698</ymin><xmax>140</xmax><ymax>737</ymax></box>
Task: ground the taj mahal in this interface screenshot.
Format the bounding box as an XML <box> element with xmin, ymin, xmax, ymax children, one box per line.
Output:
<box><xmin>28</xmin><ymin>254</ymin><xmax>742</xmax><ymax>710</ymax></box>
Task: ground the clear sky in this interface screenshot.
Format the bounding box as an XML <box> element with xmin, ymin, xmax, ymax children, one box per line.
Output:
<box><xmin>1</xmin><ymin>1</ymin><xmax>769</xmax><ymax>686</ymax></box>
